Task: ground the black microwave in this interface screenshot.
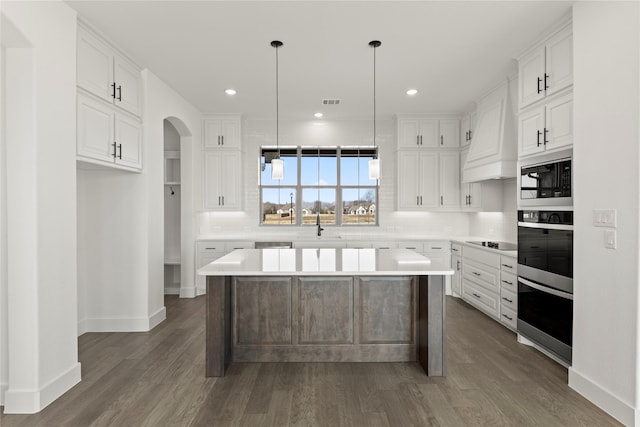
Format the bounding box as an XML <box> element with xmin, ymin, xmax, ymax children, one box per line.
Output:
<box><xmin>518</xmin><ymin>149</ymin><xmax>572</xmax><ymax>207</ymax></box>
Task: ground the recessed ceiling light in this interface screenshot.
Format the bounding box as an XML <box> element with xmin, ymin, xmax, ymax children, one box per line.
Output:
<box><xmin>314</xmin><ymin>112</ymin><xmax>323</xmax><ymax>118</ymax></box>
<box><xmin>225</xmin><ymin>88</ymin><xmax>237</xmax><ymax>95</ymax></box>
<box><xmin>406</xmin><ymin>89</ymin><xmax>418</xmax><ymax>96</ymax></box>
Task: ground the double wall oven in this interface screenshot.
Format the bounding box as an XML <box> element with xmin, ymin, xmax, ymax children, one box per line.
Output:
<box><xmin>517</xmin><ymin>150</ymin><xmax>573</xmax><ymax>366</ymax></box>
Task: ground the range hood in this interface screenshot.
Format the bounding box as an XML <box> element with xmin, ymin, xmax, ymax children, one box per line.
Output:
<box><xmin>462</xmin><ymin>78</ymin><xmax>517</xmax><ymax>183</ymax></box>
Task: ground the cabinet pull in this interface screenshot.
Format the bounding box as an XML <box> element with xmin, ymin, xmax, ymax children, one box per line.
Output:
<box><xmin>416</xmin><ymin>135</ymin><xmax>420</xmax><ymax>145</ymax></box>
<box><xmin>472</xmin><ymin>271</ymin><xmax>481</xmax><ymax>276</ymax></box>
<box><xmin>543</xmin><ymin>128</ymin><xmax>549</xmax><ymax>145</ymax></box>
<box><xmin>440</xmin><ymin>135</ymin><xmax>443</xmax><ymax>145</ymax></box>
<box><xmin>472</xmin><ymin>293</ymin><xmax>481</xmax><ymax>298</ymax></box>
<box><xmin>112</xmin><ymin>142</ymin><xmax>117</xmax><ymax>159</ymax></box>
<box><xmin>452</xmin><ymin>248</ymin><xmax>459</xmax><ymax>252</ymax></box>
<box><xmin>502</xmin><ymin>297</ymin><xmax>513</xmax><ymax>303</ymax></box>
<box><xmin>501</xmin><ymin>263</ymin><xmax>513</xmax><ymax>269</ymax></box>
<box><xmin>502</xmin><ymin>280</ymin><xmax>513</xmax><ymax>285</ymax></box>
<box><xmin>222</xmin><ymin>196</ymin><xmax>225</xmax><ymax>205</ymax></box>
<box><xmin>218</xmin><ymin>135</ymin><xmax>221</xmax><ymax>145</ymax></box>
<box><xmin>544</xmin><ymin>73</ymin><xmax>549</xmax><ymax>90</ymax></box>
<box><xmin>218</xmin><ymin>196</ymin><xmax>221</xmax><ymax>206</ymax></box>
<box><xmin>468</xmin><ymin>195</ymin><xmax>472</xmax><ymax>205</ymax></box>
<box><xmin>456</xmin><ymin>260</ymin><xmax>461</xmax><ymax>270</ymax></box>
<box><xmin>440</xmin><ymin>195</ymin><xmax>443</xmax><ymax>205</ymax></box>
<box><xmin>417</xmin><ymin>196</ymin><xmax>419</xmax><ymax>206</ymax></box>
<box><xmin>502</xmin><ymin>314</ymin><xmax>513</xmax><ymax>321</ymax></box>
<box><xmin>468</xmin><ymin>130</ymin><xmax>472</xmax><ymax>141</ymax></box>
<box><xmin>537</xmin><ymin>130</ymin><xmax>542</xmax><ymax>147</ymax></box>
<box><xmin>118</xmin><ymin>144</ymin><xmax>122</xmax><ymax>159</ymax></box>
<box><xmin>205</xmin><ymin>247</ymin><xmax>218</xmax><ymax>250</ymax></box>
<box><xmin>431</xmin><ymin>247</ymin><xmax>442</xmax><ymax>250</ymax></box>
<box><xmin>111</xmin><ymin>82</ymin><xmax>116</xmax><ymax>99</ymax></box>
<box><xmin>117</xmin><ymin>85</ymin><xmax>122</xmax><ymax>101</ymax></box>
<box><xmin>537</xmin><ymin>76</ymin><xmax>542</xmax><ymax>94</ymax></box>
<box><xmin>221</xmin><ymin>135</ymin><xmax>224</xmax><ymax>145</ymax></box>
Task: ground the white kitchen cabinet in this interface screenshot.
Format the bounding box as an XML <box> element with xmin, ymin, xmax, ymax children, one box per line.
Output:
<box><xmin>460</xmin><ymin>111</ymin><xmax>476</xmax><ymax>147</ymax></box>
<box><xmin>459</xmin><ymin>148</ymin><xmax>482</xmax><ymax>210</ymax></box>
<box><xmin>451</xmin><ymin>245</ymin><xmax>462</xmax><ymax>297</ymax></box>
<box><xmin>397</xmin><ymin>117</ymin><xmax>459</xmax><ymax>149</ymax></box>
<box><xmin>398</xmin><ymin>151</ymin><xmax>460</xmax><ymax>211</ymax></box>
<box><xmin>203</xmin><ymin>116</ymin><xmax>241</xmax><ymax>149</ymax></box>
<box><xmin>77</xmin><ymin>25</ymin><xmax>142</xmax><ymax>117</ymax></box>
<box><xmin>203</xmin><ymin>151</ymin><xmax>242</xmax><ymax>210</ymax></box>
<box><xmin>195</xmin><ymin>241</ymin><xmax>253</xmax><ymax>293</ymax></box>
<box><xmin>519</xmin><ymin>92</ymin><xmax>573</xmax><ymax>157</ymax></box>
<box><xmin>518</xmin><ymin>24</ymin><xmax>572</xmax><ymax>110</ymax></box>
<box><xmin>77</xmin><ymin>93</ymin><xmax>142</xmax><ymax>171</ymax></box>
<box><xmin>499</xmin><ymin>255</ymin><xmax>518</xmax><ymax>330</ymax></box>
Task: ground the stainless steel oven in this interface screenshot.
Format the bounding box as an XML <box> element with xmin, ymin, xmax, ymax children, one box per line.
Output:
<box><xmin>518</xmin><ymin>149</ymin><xmax>572</xmax><ymax>207</ymax></box>
<box><xmin>517</xmin><ymin>209</ymin><xmax>573</xmax><ymax>365</ymax></box>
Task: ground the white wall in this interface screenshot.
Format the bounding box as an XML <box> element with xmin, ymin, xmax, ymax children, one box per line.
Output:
<box><xmin>0</xmin><ymin>40</ymin><xmax>7</xmax><ymax>407</ymax></box>
<box><xmin>143</xmin><ymin>70</ymin><xmax>203</xmax><ymax>300</ymax></box>
<box><xmin>569</xmin><ymin>3</ymin><xmax>640</xmax><ymax>426</ymax></box>
<box><xmin>1</xmin><ymin>0</ymin><xmax>81</xmax><ymax>413</ymax></box>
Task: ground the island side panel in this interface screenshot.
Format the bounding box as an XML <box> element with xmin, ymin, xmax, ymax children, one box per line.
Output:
<box><xmin>418</xmin><ymin>275</ymin><xmax>445</xmax><ymax>376</ymax></box>
<box><xmin>206</xmin><ymin>275</ymin><xmax>232</xmax><ymax>377</ymax></box>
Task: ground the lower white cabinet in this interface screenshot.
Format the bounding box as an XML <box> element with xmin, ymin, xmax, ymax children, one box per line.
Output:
<box><xmin>77</xmin><ymin>93</ymin><xmax>142</xmax><ymax>171</ymax></box>
<box><xmin>195</xmin><ymin>240</ymin><xmax>252</xmax><ymax>293</ymax></box>
<box><xmin>451</xmin><ymin>243</ymin><xmax>462</xmax><ymax>297</ymax></box>
<box><xmin>203</xmin><ymin>151</ymin><xmax>242</xmax><ymax>210</ymax></box>
<box><xmin>499</xmin><ymin>255</ymin><xmax>518</xmax><ymax>330</ymax></box>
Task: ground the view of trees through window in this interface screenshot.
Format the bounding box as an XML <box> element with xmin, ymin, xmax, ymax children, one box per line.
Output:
<box><xmin>260</xmin><ymin>147</ymin><xmax>378</xmax><ymax>226</ymax></box>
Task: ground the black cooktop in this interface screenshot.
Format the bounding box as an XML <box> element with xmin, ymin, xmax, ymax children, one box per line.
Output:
<box><xmin>466</xmin><ymin>241</ymin><xmax>517</xmax><ymax>251</ymax></box>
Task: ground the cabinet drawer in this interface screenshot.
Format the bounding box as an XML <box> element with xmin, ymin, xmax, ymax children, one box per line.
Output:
<box><xmin>462</xmin><ymin>280</ymin><xmax>499</xmax><ymax>319</ymax></box>
<box><xmin>197</xmin><ymin>241</ymin><xmax>225</xmax><ymax>254</ymax></box>
<box><xmin>463</xmin><ymin>246</ymin><xmax>500</xmax><ymax>268</ymax></box>
<box><xmin>500</xmin><ymin>271</ymin><xmax>517</xmax><ymax>294</ymax></box>
<box><xmin>463</xmin><ymin>259</ymin><xmax>499</xmax><ymax>293</ymax></box>
<box><xmin>372</xmin><ymin>241</ymin><xmax>398</xmax><ymax>249</ymax></box>
<box><xmin>500</xmin><ymin>288</ymin><xmax>517</xmax><ymax>312</ymax></box>
<box><xmin>225</xmin><ymin>241</ymin><xmax>253</xmax><ymax>251</ymax></box>
<box><xmin>500</xmin><ymin>305</ymin><xmax>517</xmax><ymax>330</ymax></box>
<box><xmin>500</xmin><ymin>256</ymin><xmax>517</xmax><ymax>273</ymax></box>
<box><xmin>398</xmin><ymin>242</ymin><xmax>423</xmax><ymax>252</ymax></box>
<box><xmin>423</xmin><ymin>241</ymin><xmax>450</xmax><ymax>253</ymax></box>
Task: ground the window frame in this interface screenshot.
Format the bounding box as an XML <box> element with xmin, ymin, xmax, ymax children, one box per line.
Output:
<box><xmin>259</xmin><ymin>146</ymin><xmax>379</xmax><ymax>227</ymax></box>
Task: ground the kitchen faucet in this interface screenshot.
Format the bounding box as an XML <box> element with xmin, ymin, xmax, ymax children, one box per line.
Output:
<box><xmin>316</xmin><ymin>213</ymin><xmax>324</xmax><ymax>237</ymax></box>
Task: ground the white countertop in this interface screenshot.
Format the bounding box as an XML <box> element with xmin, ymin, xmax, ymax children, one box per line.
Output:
<box><xmin>198</xmin><ymin>248</ymin><xmax>455</xmax><ymax>276</ymax></box>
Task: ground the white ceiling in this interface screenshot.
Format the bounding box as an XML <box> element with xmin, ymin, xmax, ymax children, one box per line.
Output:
<box><xmin>66</xmin><ymin>1</ymin><xmax>572</xmax><ymax>120</ymax></box>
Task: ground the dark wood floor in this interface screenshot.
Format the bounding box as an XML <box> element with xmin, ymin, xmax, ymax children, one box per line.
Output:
<box><xmin>1</xmin><ymin>295</ymin><xmax>621</xmax><ymax>426</ymax></box>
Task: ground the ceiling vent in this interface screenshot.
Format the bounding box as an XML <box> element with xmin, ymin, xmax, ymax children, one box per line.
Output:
<box><xmin>322</xmin><ymin>99</ymin><xmax>341</xmax><ymax>105</ymax></box>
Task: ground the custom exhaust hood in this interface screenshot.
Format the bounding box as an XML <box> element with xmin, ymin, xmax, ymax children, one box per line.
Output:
<box><xmin>462</xmin><ymin>78</ymin><xmax>517</xmax><ymax>183</ymax></box>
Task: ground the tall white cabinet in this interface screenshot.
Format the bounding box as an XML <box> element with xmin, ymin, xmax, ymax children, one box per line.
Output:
<box><xmin>202</xmin><ymin>116</ymin><xmax>242</xmax><ymax>210</ymax></box>
<box><xmin>76</xmin><ymin>22</ymin><xmax>143</xmax><ymax>172</ymax></box>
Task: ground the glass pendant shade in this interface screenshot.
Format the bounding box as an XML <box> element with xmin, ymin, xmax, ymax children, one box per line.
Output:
<box><xmin>368</xmin><ymin>158</ymin><xmax>380</xmax><ymax>180</ymax></box>
<box><xmin>271</xmin><ymin>157</ymin><xmax>284</xmax><ymax>180</ymax></box>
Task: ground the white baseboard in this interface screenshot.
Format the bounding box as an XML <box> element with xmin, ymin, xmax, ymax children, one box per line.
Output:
<box><xmin>179</xmin><ymin>286</ymin><xmax>196</xmax><ymax>298</ymax></box>
<box><xmin>3</xmin><ymin>363</ymin><xmax>81</xmax><ymax>414</ymax></box>
<box><xmin>569</xmin><ymin>368</ymin><xmax>638</xmax><ymax>427</ymax></box>
<box><xmin>79</xmin><ymin>308</ymin><xmax>166</xmax><ymax>334</ymax></box>
<box><xmin>164</xmin><ymin>285</ymin><xmax>180</xmax><ymax>295</ymax></box>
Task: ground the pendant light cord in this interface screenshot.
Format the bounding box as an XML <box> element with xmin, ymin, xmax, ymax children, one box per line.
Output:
<box><xmin>276</xmin><ymin>44</ymin><xmax>279</xmax><ymax>153</ymax></box>
<box><xmin>373</xmin><ymin>44</ymin><xmax>376</xmax><ymax>152</ymax></box>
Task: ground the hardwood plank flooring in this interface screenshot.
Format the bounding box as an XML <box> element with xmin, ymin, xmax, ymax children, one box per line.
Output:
<box><xmin>0</xmin><ymin>296</ymin><xmax>622</xmax><ymax>426</ymax></box>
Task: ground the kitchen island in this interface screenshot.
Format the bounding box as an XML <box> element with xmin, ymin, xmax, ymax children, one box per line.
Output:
<box><xmin>198</xmin><ymin>248</ymin><xmax>454</xmax><ymax>377</ymax></box>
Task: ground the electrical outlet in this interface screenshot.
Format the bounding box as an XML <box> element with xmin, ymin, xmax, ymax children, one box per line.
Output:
<box><xmin>593</xmin><ymin>209</ymin><xmax>617</xmax><ymax>228</ymax></box>
<box><xmin>604</xmin><ymin>230</ymin><xmax>617</xmax><ymax>249</ymax></box>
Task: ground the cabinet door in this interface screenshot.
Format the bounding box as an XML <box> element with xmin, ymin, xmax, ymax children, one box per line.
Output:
<box><xmin>545</xmin><ymin>92</ymin><xmax>573</xmax><ymax>152</ymax></box>
<box><xmin>114</xmin><ymin>113</ymin><xmax>142</xmax><ymax>170</ymax></box>
<box><xmin>439</xmin><ymin>152</ymin><xmax>460</xmax><ymax>209</ymax></box>
<box><xmin>469</xmin><ymin>111</ymin><xmax>477</xmax><ymax>143</ymax></box>
<box><xmin>439</xmin><ymin>119</ymin><xmax>460</xmax><ymax>148</ymax></box>
<box><xmin>114</xmin><ymin>56</ymin><xmax>142</xmax><ymax>116</ymax></box>
<box><xmin>418</xmin><ymin>119</ymin><xmax>439</xmax><ymax>147</ymax></box>
<box><xmin>204</xmin><ymin>119</ymin><xmax>222</xmax><ymax>149</ymax></box>
<box><xmin>451</xmin><ymin>254</ymin><xmax>462</xmax><ymax>296</ymax></box>
<box><xmin>397</xmin><ymin>151</ymin><xmax>421</xmax><ymax>209</ymax></box>
<box><xmin>467</xmin><ymin>182</ymin><xmax>483</xmax><ymax>209</ymax></box>
<box><xmin>77</xmin><ymin>28</ymin><xmax>114</xmax><ymax>103</ymax></box>
<box><xmin>203</xmin><ymin>152</ymin><xmax>222</xmax><ymax>208</ymax></box>
<box><xmin>545</xmin><ymin>27</ymin><xmax>573</xmax><ymax>97</ymax></box>
<box><xmin>419</xmin><ymin>152</ymin><xmax>439</xmax><ymax>208</ymax></box>
<box><xmin>397</xmin><ymin>119</ymin><xmax>420</xmax><ymax>148</ymax></box>
<box><xmin>518</xmin><ymin>105</ymin><xmax>545</xmax><ymax>157</ymax></box>
<box><xmin>518</xmin><ymin>46</ymin><xmax>545</xmax><ymax>109</ymax></box>
<box><xmin>460</xmin><ymin>115</ymin><xmax>470</xmax><ymax>147</ymax></box>
<box><xmin>220</xmin><ymin>119</ymin><xmax>241</xmax><ymax>148</ymax></box>
<box><xmin>77</xmin><ymin>94</ymin><xmax>115</xmax><ymax>163</ymax></box>
<box><xmin>218</xmin><ymin>151</ymin><xmax>242</xmax><ymax>209</ymax></box>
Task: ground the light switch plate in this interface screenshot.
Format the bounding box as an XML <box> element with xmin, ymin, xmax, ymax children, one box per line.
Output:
<box><xmin>604</xmin><ymin>230</ymin><xmax>617</xmax><ymax>249</ymax></box>
<box><xmin>593</xmin><ymin>209</ymin><xmax>617</xmax><ymax>228</ymax></box>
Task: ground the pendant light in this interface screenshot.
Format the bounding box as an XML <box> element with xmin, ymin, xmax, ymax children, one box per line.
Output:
<box><xmin>271</xmin><ymin>40</ymin><xmax>284</xmax><ymax>180</ymax></box>
<box><xmin>368</xmin><ymin>40</ymin><xmax>381</xmax><ymax>180</ymax></box>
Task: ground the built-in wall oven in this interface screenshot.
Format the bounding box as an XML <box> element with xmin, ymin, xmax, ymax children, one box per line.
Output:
<box><xmin>517</xmin><ymin>210</ymin><xmax>573</xmax><ymax>366</ymax></box>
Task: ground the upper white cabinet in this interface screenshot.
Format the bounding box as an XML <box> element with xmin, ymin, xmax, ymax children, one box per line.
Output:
<box><xmin>204</xmin><ymin>116</ymin><xmax>241</xmax><ymax>149</ymax></box>
<box><xmin>77</xmin><ymin>25</ymin><xmax>142</xmax><ymax>117</ymax></box>
<box><xmin>460</xmin><ymin>111</ymin><xmax>476</xmax><ymax>147</ymax></box>
<box><xmin>459</xmin><ymin>148</ymin><xmax>482</xmax><ymax>209</ymax></box>
<box><xmin>203</xmin><ymin>151</ymin><xmax>242</xmax><ymax>210</ymax></box>
<box><xmin>518</xmin><ymin>24</ymin><xmax>572</xmax><ymax>110</ymax></box>
<box><xmin>397</xmin><ymin>151</ymin><xmax>459</xmax><ymax>211</ymax></box>
<box><xmin>397</xmin><ymin>117</ymin><xmax>459</xmax><ymax>148</ymax></box>
<box><xmin>518</xmin><ymin>92</ymin><xmax>573</xmax><ymax>157</ymax></box>
<box><xmin>77</xmin><ymin>93</ymin><xmax>142</xmax><ymax>171</ymax></box>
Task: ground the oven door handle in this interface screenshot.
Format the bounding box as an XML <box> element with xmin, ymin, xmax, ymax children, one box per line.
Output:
<box><xmin>518</xmin><ymin>277</ymin><xmax>573</xmax><ymax>300</ymax></box>
<box><xmin>518</xmin><ymin>222</ymin><xmax>573</xmax><ymax>231</ymax></box>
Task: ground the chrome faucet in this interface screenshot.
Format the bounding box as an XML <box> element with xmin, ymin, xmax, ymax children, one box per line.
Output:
<box><xmin>316</xmin><ymin>213</ymin><xmax>324</xmax><ymax>237</ymax></box>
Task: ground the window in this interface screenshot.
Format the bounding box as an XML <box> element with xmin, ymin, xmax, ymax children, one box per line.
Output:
<box><xmin>260</xmin><ymin>147</ymin><xmax>378</xmax><ymax>226</ymax></box>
